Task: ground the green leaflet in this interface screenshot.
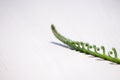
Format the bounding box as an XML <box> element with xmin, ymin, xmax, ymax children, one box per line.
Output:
<box><xmin>51</xmin><ymin>24</ymin><xmax>120</xmax><ymax>64</ymax></box>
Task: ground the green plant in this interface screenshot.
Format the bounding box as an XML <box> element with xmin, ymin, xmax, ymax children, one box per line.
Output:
<box><xmin>51</xmin><ymin>24</ymin><xmax>120</xmax><ymax>64</ymax></box>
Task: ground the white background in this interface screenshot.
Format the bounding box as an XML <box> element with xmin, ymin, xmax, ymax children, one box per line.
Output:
<box><xmin>0</xmin><ymin>0</ymin><xmax>120</xmax><ymax>80</ymax></box>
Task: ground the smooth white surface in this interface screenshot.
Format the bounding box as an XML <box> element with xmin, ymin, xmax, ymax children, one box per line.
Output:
<box><xmin>0</xmin><ymin>0</ymin><xmax>120</xmax><ymax>80</ymax></box>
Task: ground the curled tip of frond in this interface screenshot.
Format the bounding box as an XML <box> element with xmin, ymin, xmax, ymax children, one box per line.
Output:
<box><xmin>51</xmin><ymin>24</ymin><xmax>55</xmax><ymax>30</ymax></box>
